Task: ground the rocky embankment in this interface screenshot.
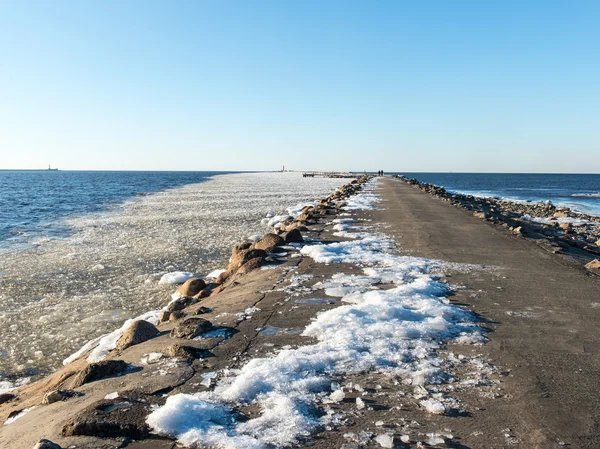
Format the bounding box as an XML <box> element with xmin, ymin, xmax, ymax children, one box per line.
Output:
<box><xmin>0</xmin><ymin>176</ymin><xmax>372</xmax><ymax>449</ymax></box>
<box><xmin>396</xmin><ymin>175</ymin><xmax>600</xmax><ymax>272</ymax></box>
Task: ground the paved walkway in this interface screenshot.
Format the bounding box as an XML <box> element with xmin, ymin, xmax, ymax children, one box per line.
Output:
<box><xmin>374</xmin><ymin>177</ymin><xmax>600</xmax><ymax>448</ymax></box>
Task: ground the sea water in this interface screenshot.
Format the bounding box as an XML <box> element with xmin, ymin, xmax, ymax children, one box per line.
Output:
<box><xmin>399</xmin><ymin>173</ymin><xmax>600</xmax><ymax>216</ymax></box>
<box><xmin>0</xmin><ymin>171</ymin><xmax>345</xmax><ymax>386</ymax></box>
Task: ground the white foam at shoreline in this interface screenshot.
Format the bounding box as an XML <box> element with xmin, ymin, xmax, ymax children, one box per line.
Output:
<box><xmin>521</xmin><ymin>214</ymin><xmax>596</xmax><ymax>226</ymax></box>
<box><xmin>146</xmin><ymin>181</ymin><xmax>485</xmax><ymax>448</ymax></box>
<box><xmin>572</xmin><ymin>192</ymin><xmax>600</xmax><ymax>198</ymax></box>
<box><xmin>448</xmin><ymin>189</ymin><xmax>600</xmax><ymax>217</ymax></box>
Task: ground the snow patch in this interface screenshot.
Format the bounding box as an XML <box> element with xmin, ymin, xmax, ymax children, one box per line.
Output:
<box><xmin>159</xmin><ymin>272</ymin><xmax>197</xmax><ymax>285</ymax></box>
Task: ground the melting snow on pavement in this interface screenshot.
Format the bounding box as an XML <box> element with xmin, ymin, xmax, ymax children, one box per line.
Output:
<box><xmin>146</xmin><ymin>184</ymin><xmax>486</xmax><ymax>448</ymax></box>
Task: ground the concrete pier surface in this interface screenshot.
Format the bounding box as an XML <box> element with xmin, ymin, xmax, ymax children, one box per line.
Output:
<box><xmin>371</xmin><ymin>177</ymin><xmax>600</xmax><ymax>448</ymax></box>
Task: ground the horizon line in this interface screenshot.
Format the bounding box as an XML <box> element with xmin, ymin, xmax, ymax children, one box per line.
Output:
<box><xmin>0</xmin><ymin>169</ymin><xmax>599</xmax><ymax>175</ymax></box>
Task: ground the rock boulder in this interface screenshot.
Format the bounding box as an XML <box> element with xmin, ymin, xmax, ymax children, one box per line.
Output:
<box><xmin>238</xmin><ymin>257</ymin><xmax>265</xmax><ymax>274</ymax></box>
<box><xmin>72</xmin><ymin>360</ymin><xmax>129</xmax><ymax>388</ymax></box>
<box><xmin>170</xmin><ymin>317</ymin><xmax>213</xmax><ymax>339</ymax></box>
<box><xmin>115</xmin><ymin>320</ymin><xmax>159</xmax><ymax>351</ymax></box>
<box><xmin>585</xmin><ymin>259</ymin><xmax>600</xmax><ymax>270</ymax></box>
<box><xmin>33</xmin><ymin>440</ymin><xmax>62</xmax><ymax>449</ymax></box>
<box><xmin>177</xmin><ymin>278</ymin><xmax>206</xmax><ymax>297</ymax></box>
<box><xmin>166</xmin><ymin>296</ymin><xmax>199</xmax><ymax>313</ymax></box>
<box><xmin>215</xmin><ymin>270</ymin><xmax>231</xmax><ymax>284</ymax></box>
<box><xmin>253</xmin><ymin>233</ymin><xmax>285</xmax><ymax>251</ymax></box>
<box><xmin>163</xmin><ymin>344</ymin><xmax>210</xmax><ymax>360</ymax></box>
<box><xmin>0</xmin><ymin>393</ymin><xmax>15</xmax><ymax>404</ymax></box>
<box><xmin>283</xmin><ymin>228</ymin><xmax>303</xmax><ymax>243</ymax></box>
<box><xmin>62</xmin><ymin>399</ymin><xmax>149</xmax><ymax>439</ymax></box>
<box><xmin>42</xmin><ymin>389</ymin><xmax>83</xmax><ymax>405</ymax></box>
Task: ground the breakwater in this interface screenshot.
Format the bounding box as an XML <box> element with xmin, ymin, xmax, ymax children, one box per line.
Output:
<box><xmin>396</xmin><ymin>175</ymin><xmax>600</xmax><ymax>269</ymax></box>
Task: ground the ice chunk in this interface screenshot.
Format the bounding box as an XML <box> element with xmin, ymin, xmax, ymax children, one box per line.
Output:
<box><xmin>374</xmin><ymin>434</ymin><xmax>394</xmax><ymax>448</ymax></box>
<box><xmin>200</xmin><ymin>371</ymin><xmax>217</xmax><ymax>387</ymax></box>
<box><xmin>427</xmin><ymin>433</ymin><xmax>446</xmax><ymax>445</ymax></box>
<box><xmin>329</xmin><ymin>389</ymin><xmax>345</xmax><ymax>403</ymax></box>
<box><xmin>159</xmin><ymin>272</ymin><xmax>196</xmax><ymax>285</ymax></box>
<box><xmin>206</xmin><ymin>269</ymin><xmax>227</xmax><ymax>279</ymax></box>
<box><xmin>420</xmin><ymin>398</ymin><xmax>446</xmax><ymax>414</ymax></box>
<box><xmin>141</xmin><ymin>352</ymin><xmax>163</xmax><ymax>365</ymax></box>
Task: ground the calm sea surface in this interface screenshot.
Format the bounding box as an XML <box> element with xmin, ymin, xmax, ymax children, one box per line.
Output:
<box><xmin>399</xmin><ymin>173</ymin><xmax>600</xmax><ymax>216</ymax></box>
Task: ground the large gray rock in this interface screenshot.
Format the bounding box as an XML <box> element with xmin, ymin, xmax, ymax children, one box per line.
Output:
<box><xmin>283</xmin><ymin>228</ymin><xmax>303</xmax><ymax>243</ymax></box>
<box><xmin>170</xmin><ymin>317</ymin><xmax>213</xmax><ymax>339</ymax></box>
<box><xmin>228</xmin><ymin>242</ymin><xmax>253</xmax><ymax>270</ymax></box>
<box><xmin>238</xmin><ymin>257</ymin><xmax>265</xmax><ymax>274</ymax></box>
<box><xmin>115</xmin><ymin>320</ymin><xmax>159</xmax><ymax>351</ymax></box>
<box><xmin>253</xmin><ymin>233</ymin><xmax>284</xmax><ymax>251</ymax></box>
<box><xmin>0</xmin><ymin>393</ymin><xmax>15</xmax><ymax>404</ymax></box>
<box><xmin>72</xmin><ymin>360</ymin><xmax>129</xmax><ymax>388</ymax></box>
<box><xmin>286</xmin><ymin>221</ymin><xmax>308</xmax><ymax>232</ymax></box>
<box><xmin>177</xmin><ymin>278</ymin><xmax>206</xmax><ymax>297</ymax></box>
<box><xmin>166</xmin><ymin>296</ymin><xmax>200</xmax><ymax>312</ymax></box>
<box><xmin>229</xmin><ymin>248</ymin><xmax>268</xmax><ymax>272</ymax></box>
<box><xmin>195</xmin><ymin>306</ymin><xmax>212</xmax><ymax>315</ymax></box>
<box><xmin>215</xmin><ymin>270</ymin><xmax>231</xmax><ymax>284</ymax></box>
<box><xmin>61</xmin><ymin>398</ymin><xmax>149</xmax><ymax>439</ymax></box>
<box><xmin>163</xmin><ymin>344</ymin><xmax>210</xmax><ymax>360</ymax></box>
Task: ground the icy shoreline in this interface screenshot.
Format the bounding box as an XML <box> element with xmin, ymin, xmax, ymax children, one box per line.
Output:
<box><xmin>397</xmin><ymin>175</ymin><xmax>600</xmax><ymax>265</ymax></box>
<box><xmin>0</xmin><ymin>172</ymin><xmax>347</xmax><ymax>388</ymax></box>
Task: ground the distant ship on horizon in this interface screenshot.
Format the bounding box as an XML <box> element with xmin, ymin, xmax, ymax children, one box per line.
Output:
<box><xmin>0</xmin><ymin>165</ymin><xmax>60</xmax><ymax>171</ymax></box>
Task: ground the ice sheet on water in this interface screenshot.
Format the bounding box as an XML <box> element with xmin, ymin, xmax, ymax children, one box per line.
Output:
<box><xmin>0</xmin><ymin>377</ymin><xmax>29</xmax><ymax>394</ymax></box>
<box><xmin>0</xmin><ymin>172</ymin><xmax>346</xmax><ymax>379</ymax></box>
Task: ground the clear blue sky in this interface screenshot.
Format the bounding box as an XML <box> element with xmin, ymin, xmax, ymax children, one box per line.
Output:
<box><xmin>1</xmin><ymin>1</ymin><xmax>598</xmax><ymax>172</ymax></box>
